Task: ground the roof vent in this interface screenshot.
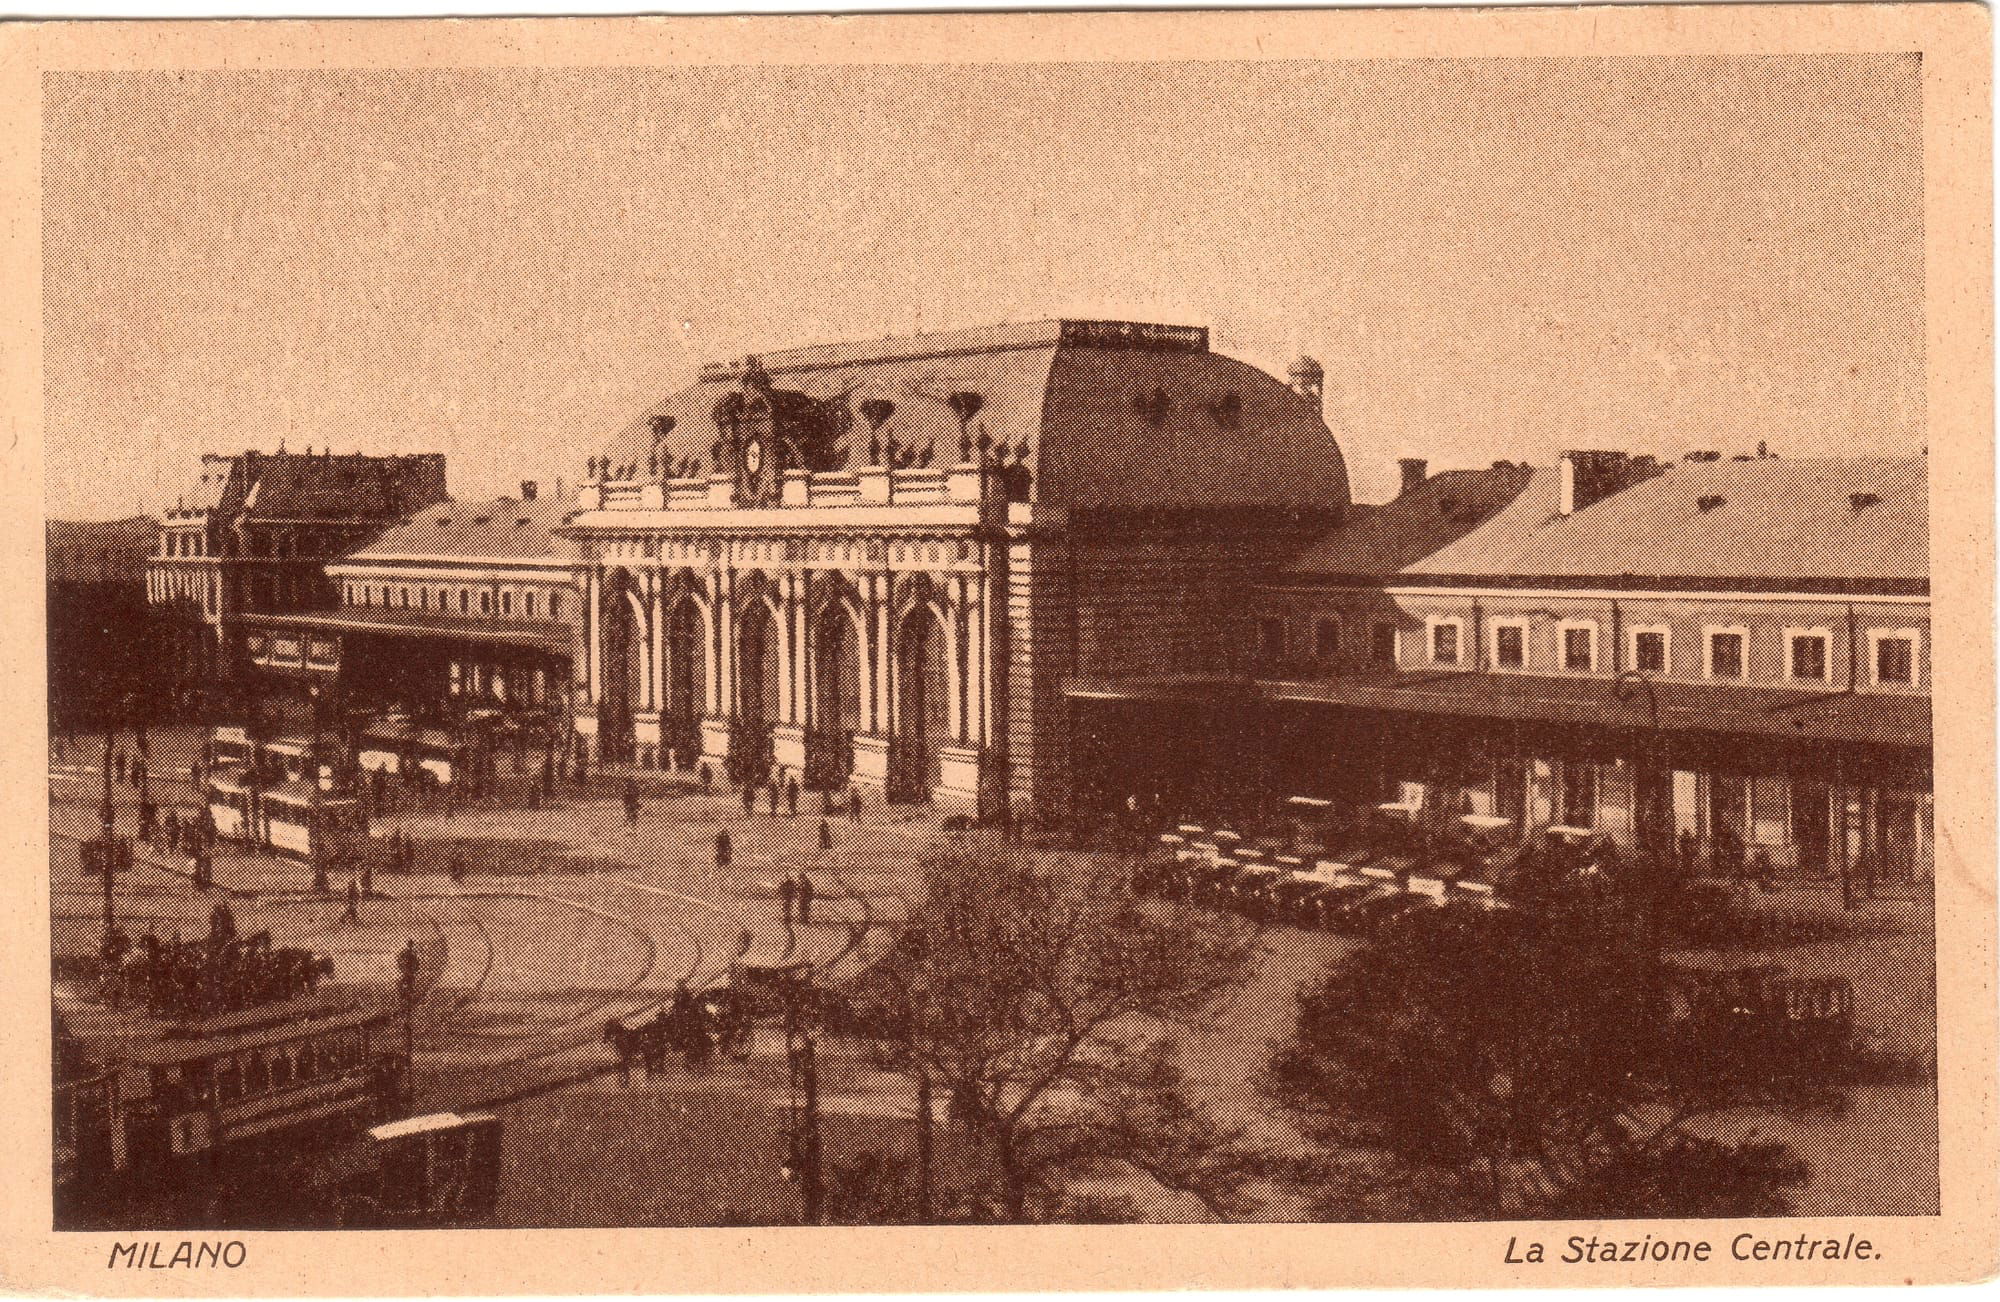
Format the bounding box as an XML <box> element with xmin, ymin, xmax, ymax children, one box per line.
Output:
<box><xmin>1696</xmin><ymin>494</ymin><xmax>1725</xmax><ymax>512</ymax></box>
<box><xmin>1850</xmin><ymin>491</ymin><xmax>1881</xmax><ymax>511</ymax></box>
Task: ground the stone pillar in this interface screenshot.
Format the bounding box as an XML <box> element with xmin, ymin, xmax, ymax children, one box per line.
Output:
<box><xmin>586</xmin><ymin>567</ymin><xmax>603</xmax><ymax>704</ymax></box>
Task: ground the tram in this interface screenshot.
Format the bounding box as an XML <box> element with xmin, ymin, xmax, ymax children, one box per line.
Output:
<box><xmin>205</xmin><ymin>771</ymin><xmax>370</xmax><ymax>863</ymax></box>
<box><xmin>54</xmin><ymin>993</ymin><xmax>407</xmax><ymax>1228</ymax></box>
<box><xmin>205</xmin><ymin>766</ymin><xmax>256</xmax><ymax>841</ymax></box>
<box><xmin>258</xmin><ymin>782</ymin><xmax>370</xmax><ymax>863</ymax></box>
<box><xmin>209</xmin><ymin>725</ymin><xmax>258</xmax><ymax>769</ymax></box>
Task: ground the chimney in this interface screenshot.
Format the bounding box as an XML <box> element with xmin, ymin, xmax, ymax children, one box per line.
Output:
<box><xmin>520</xmin><ymin>480</ymin><xmax>538</xmax><ymax>501</ymax></box>
<box><xmin>1557</xmin><ymin>450</ymin><xmax>1642</xmax><ymax>516</ymax></box>
<box><xmin>1398</xmin><ymin>458</ymin><xmax>1428</xmax><ymax>496</ymax></box>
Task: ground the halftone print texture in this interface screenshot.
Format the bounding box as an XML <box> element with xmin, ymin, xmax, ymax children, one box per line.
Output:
<box><xmin>46</xmin><ymin>50</ymin><xmax>1937</xmax><ymax>1234</ymax></box>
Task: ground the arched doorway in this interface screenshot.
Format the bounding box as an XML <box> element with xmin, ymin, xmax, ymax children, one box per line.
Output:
<box><xmin>806</xmin><ymin>603</ymin><xmax>861</xmax><ymax>789</ymax></box>
<box><xmin>731</xmin><ymin>598</ymin><xmax>780</xmax><ymax>783</ymax></box>
<box><xmin>890</xmin><ymin>605</ymin><xmax>950</xmax><ymax>803</ymax></box>
<box><xmin>598</xmin><ymin>569</ymin><xmax>644</xmax><ymax>764</ymax></box>
<box><xmin>661</xmin><ymin>594</ymin><xmax>706</xmax><ymax>768</ymax></box>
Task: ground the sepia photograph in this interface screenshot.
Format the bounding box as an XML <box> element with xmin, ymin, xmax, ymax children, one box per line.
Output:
<box><xmin>10</xmin><ymin>5</ymin><xmax>1994</xmax><ymax>1292</ymax></box>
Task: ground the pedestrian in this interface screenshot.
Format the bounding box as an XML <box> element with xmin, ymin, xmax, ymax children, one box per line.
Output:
<box><xmin>819</xmin><ymin>818</ymin><xmax>833</xmax><ymax>851</ymax></box>
<box><xmin>797</xmin><ymin>872</ymin><xmax>814</xmax><ymax>925</ymax></box>
<box><xmin>767</xmin><ymin>780</ymin><xmax>780</xmax><ymax>817</ymax></box>
<box><xmin>134</xmin><ymin>758</ymin><xmax>147</xmax><ymax>790</ymax></box>
<box><xmin>848</xmin><ymin>786</ymin><xmax>862</xmax><ymax>822</ymax></box>
<box><xmin>344</xmin><ymin>879</ymin><xmax>361</xmax><ymax>925</ymax></box>
<box><xmin>785</xmin><ymin>776</ymin><xmax>799</xmax><ymax>817</ymax></box>
<box><xmin>164</xmin><ymin>809</ymin><xmax>181</xmax><ymax>853</ymax></box>
<box><xmin>778</xmin><ymin>874</ymin><xmax>796</xmax><ymax>926</ymax></box>
<box><xmin>740</xmin><ymin>781</ymin><xmax>756</xmax><ymax>818</ymax></box>
<box><xmin>190</xmin><ymin>761</ymin><xmax>202</xmax><ymax>793</ymax></box>
<box><xmin>699</xmin><ymin>761</ymin><xmax>713</xmax><ymax>792</ymax></box>
<box><xmin>360</xmin><ymin>862</ymin><xmax>373</xmax><ymax>897</ymax></box>
<box><xmin>193</xmin><ymin>847</ymin><xmax>211</xmax><ymax>892</ymax></box>
<box><xmin>714</xmin><ymin>828</ymin><xmax>733</xmax><ymax>871</ymax></box>
<box><xmin>624</xmin><ymin>778</ymin><xmax>640</xmax><ymax>828</ymax></box>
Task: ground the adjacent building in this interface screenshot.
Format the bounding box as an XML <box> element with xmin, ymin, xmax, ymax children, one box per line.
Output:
<box><xmin>1074</xmin><ymin>450</ymin><xmax>1932</xmax><ymax>883</ymax></box>
<box><xmin>147</xmin><ymin>450</ymin><xmax>449</xmax><ymax>694</ymax></box>
<box><xmin>48</xmin><ymin>516</ymin><xmax>159</xmax><ymax>730</ymax></box>
<box><xmin>243</xmin><ymin>482</ymin><xmax>580</xmax><ymax>717</ymax></box>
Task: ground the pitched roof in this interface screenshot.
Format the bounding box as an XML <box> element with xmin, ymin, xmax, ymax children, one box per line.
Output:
<box><xmin>1286</xmin><ymin>464</ymin><xmax>1535</xmax><ymax>579</ymax></box>
<box><xmin>169</xmin><ymin>452</ymin><xmax>447</xmax><ymax>523</ymax></box>
<box><xmin>1409</xmin><ymin>456</ymin><xmax>1927</xmax><ymax>590</ymax></box>
<box><xmin>344</xmin><ymin>489</ymin><xmax>579</xmax><ymax>564</ymax></box>
<box><xmin>603</xmin><ymin>320</ymin><xmax>1349</xmax><ymax>512</ymax></box>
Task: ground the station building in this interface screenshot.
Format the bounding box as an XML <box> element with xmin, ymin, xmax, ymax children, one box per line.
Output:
<box><xmin>563</xmin><ymin>319</ymin><xmax>1347</xmax><ymax>815</ymax></box>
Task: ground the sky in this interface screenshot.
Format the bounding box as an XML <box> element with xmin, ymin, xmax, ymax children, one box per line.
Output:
<box><xmin>42</xmin><ymin>55</ymin><xmax>1923</xmax><ymax>518</ymax></box>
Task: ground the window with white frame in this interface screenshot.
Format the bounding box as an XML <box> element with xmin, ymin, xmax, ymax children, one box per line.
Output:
<box><xmin>1490</xmin><ymin>620</ymin><xmax>1527</xmax><ymax>669</ymax></box>
<box><xmin>480</xmin><ymin>591</ymin><xmax>493</xmax><ymax>616</ymax></box>
<box><xmin>1786</xmin><ymin>628</ymin><xmax>1830</xmax><ymax>682</ymax></box>
<box><xmin>1870</xmin><ymin>629</ymin><xmax>1920</xmax><ymax>687</ymax></box>
<box><xmin>1705</xmin><ymin>626</ymin><xmax>1748</xmax><ymax>679</ymax></box>
<box><xmin>525</xmin><ymin>591</ymin><xmax>538</xmax><ymax>619</ymax></box>
<box><xmin>459</xmin><ymin>589</ymin><xmax>470</xmax><ymax>614</ymax></box>
<box><xmin>1428</xmin><ymin>617</ymin><xmax>1464</xmax><ymax>666</ymax></box>
<box><xmin>501</xmin><ymin>591</ymin><xmax>514</xmax><ymax>617</ymax></box>
<box><xmin>1559</xmin><ymin>621</ymin><xmax>1598</xmax><ymax>672</ymax></box>
<box><xmin>1630</xmin><ymin>626</ymin><xmax>1670</xmax><ymax>675</ymax></box>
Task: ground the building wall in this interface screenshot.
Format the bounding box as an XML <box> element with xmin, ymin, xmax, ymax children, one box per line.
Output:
<box><xmin>1260</xmin><ymin>585</ymin><xmax>1930</xmax><ymax>695</ymax></box>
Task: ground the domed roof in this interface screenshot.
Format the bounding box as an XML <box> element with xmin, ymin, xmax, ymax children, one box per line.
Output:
<box><xmin>600</xmin><ymin>320</ymin><xmax>1350</xmax><ymax>514</ymax></box>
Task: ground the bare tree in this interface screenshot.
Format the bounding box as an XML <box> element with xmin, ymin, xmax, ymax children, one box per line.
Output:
<box><xmin>849</xmin><ymin>846</ymin><xmax>1265</xmax><ymax>1222</ymax></box>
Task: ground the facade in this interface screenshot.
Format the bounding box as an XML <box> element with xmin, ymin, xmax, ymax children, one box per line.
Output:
<box><xmin>1079</xmin><ymin>450</ymin><xmax>1931</xmax><ymax>883</ymax></box>
<box><xmin>244</xmin><ymin>482</ymin><xmax>580</xmax><ymax>717</ymax></box>
<box><xmin>48</xmin><ymin>516</ymin><xmax>159</xmax><ymax>730</ymax></box>
<box><xmin>565</xmin><ymin>319</ymin><xmax>1348</xmax><ymax>814</ymax></box>
<box><xmin>147</xmin><ymin>450</ymin><xmax>449</xmax><ymax>694</ymax></box>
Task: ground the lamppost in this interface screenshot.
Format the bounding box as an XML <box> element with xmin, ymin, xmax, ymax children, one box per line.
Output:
<box><xmin>780</xmin><ymin>965</ymin><xmax>824</xmax><ymax>1224</ymax></box>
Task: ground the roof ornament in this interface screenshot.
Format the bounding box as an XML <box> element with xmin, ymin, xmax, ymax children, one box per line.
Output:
<box><xmin>741</xmin><ymin>355</ymin><xmax>772</xmax><ymax>393</ymax></box>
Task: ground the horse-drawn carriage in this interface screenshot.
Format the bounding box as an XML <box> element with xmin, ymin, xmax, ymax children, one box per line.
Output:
<box><xmin>601</xmin><ymin>975</ymin><xmax>766</xmax><ymax>1081</ymax></box>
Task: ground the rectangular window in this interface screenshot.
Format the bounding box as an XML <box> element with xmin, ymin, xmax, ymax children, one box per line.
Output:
<box><xmin>525</xmin><ymin>592</ymin><xmax>538</xmax><ymax>619</ymax></box>
<box><xmin>419</xmin><ymin>588</ymin><xmax>430</xmax><ymax>610</ymax></box>
<box><xmin>1314</xmin><ymin>618</ymin><xmax>1339</xmax><ymax>663</ymax></box>
<box><xmin>1633</xmin><ymin>629</ymin><xmax>1668</xmax><ymax>674</ymax></box>
<box><xmin>502</xmin><ymin>591</ymin><xmax>514</xmax><ymax>617</ymax></box>
<box><xmin>1562</xmin><ymin>623</ymin><xmax>1596</xmax><ymax>672</ymax></box>
<box><xmin>1788</xmin><ymin>631</ymin><xmax>1828</xmax><ymax>682</ymax></box>
<box><xmin>1493</xmin><ymin>623</ymin><xmax>1525</xmax><ymax>669</ymax></box>
<box><xmin>1430</xmin><ymin>620</ymin><xmax>1460</xmax><ymax>666</ymax></box>
<box><xmin>480</xmin><ymin>592</ymin><xmax>493</xmax><ymax>616</ymax></box>
<box><xmin>1874</xmin><ymin>633</ymin><xmax>1916</xmax><ymax>686</ymax></box>
<box><xmin>1371</xmin><ymin>622</ymin><xmax>1398</xmax><ymax>666</ymax></box>
<box><xmin>1708</xmin><ymin>629</ymin><xmax>1746</xmax><ymax>679</ymax></box>
<box><xmin>1258</xmin><ymin>616</ymin><xmax>1286</xmax><ymax>663</ymax></box>
<box><xmin>549</xmin><ymin>592</ymin><xmax>562</xmax><ymax>620</ymax></box>
<box><xmin>459</xmin><ymin>589</ymin><xmax>470</xmax><ymax>614</ymax></box>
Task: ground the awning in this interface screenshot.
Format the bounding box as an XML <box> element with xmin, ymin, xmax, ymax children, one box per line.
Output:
<box><xmin>1064</xmin><ymin>670</ymin><xmax>1929</xmax><ymax>751</ymax></box>
<box><xmin>241</xmin><ymin>610</ymin><xmax>571</xmax><ymax>652</ymax></box>
<box><xmin>1262</xmin><ymin>671</ymin><xmax>1930</xmax><ymax>751</ymax></box>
